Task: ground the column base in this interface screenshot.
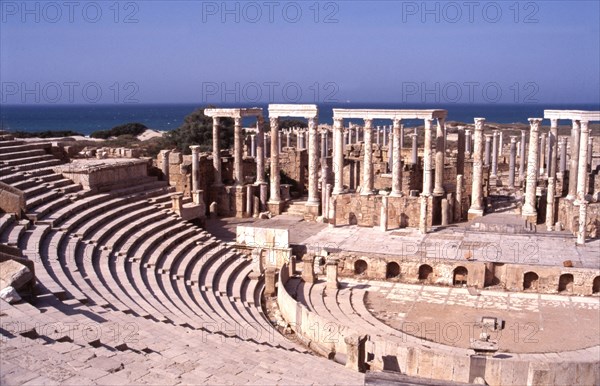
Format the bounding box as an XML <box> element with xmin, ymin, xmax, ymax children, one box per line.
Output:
<box><xmin>304</xmin><ymin>201</ymin><xmax>320</xmax><ymax>222</ymax></box>
<box><xmin>467</xmin><ymin>208</ymin><xmax>484</xmax><ymax>220</ymax></box>
<box><xmin>267</xmin><ymin>201</ymin><xmax>284</xmax><ymax>215</ymax></box>
<box><xmin>433</xmin><ymin>189</ymin><xmax>445</xmax><ymax>196</ymax></box>
<box><xmin>389</xmin><ymin>191</ymin><xmax>403</xmax><ymax>197</ymax></box>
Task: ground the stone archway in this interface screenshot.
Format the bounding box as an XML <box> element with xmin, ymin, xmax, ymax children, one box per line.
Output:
<box><xmin>558</xmin><ymin>273</ymin><xmax>574</xmax><ymax>293</ymax></box>
<box><xmin>453</xmin><ymin>266</ymin><xmax>468</xmax><ymax>286</ymax></box>
<box><xmin>593</xmin><ymin>276</ymin><xmax>600</xmax><ymax>294</ymax></box>
<box><xmin>418</xmin><ymin>264</ymin><xmax>433</xmax><ymax>282</ymax></box>
<box><xmin>386</xmin><ymin>262</ymin><xmax>400</xmax><ymax>279</ymax></box>
<box><xmin>523</xmin><ymin>271</ymin><xmax>539</xmax><ymax>291</ymax></box>
<box><xmin>354</xmin><ymin>259</ymin><xmax>368</xmax><ymax>275</ymax></box>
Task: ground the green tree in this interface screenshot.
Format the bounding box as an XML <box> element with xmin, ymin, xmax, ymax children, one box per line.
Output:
<box><xmin>166</xmin><ymin>107</ymin><xmax>234</xmax><ymax>154</ymax></box>
<box><xmin>90</xmin><ymin>122</ymin><xmax>148</xmax><ymax>139</ymax></box>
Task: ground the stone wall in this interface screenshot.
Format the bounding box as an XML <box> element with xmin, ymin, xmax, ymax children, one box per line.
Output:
<box><xmin>54</xmin><ymin>159</ymin><xmax>150</xmax><ymax>192</ymax></box>
<box><xmin>332</xmin><ymin>194</ymin><xmax>432</xmax><ymax>229</ymax></box>
<box><xmin>279</xmin><ymin>148</ymin><xmax>308</xmax><ymax>195</ymax></box>
<box><xmin>557</xmin><ymin>198</ymin><xmax>600</xmax><ymax>239</ymax></box>
<box><xmin>0</xmin><ymin>182</ymin><xmax>25</xmax><ymax>218</ymax></box>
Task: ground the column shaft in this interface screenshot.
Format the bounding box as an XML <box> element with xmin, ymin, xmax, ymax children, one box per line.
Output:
<box><xmin>269</xmin><ymin>117</ymin><xmax>281</xmax><ymax>202</ymax></box>
<box><xmin>522</xmin><ymin>118</ymin><xmax>542</xmax><ymax>217</ymax></box>
<box><xmin>255</xmin><ymin>117</ymin><xmax>266</xmax><ymax>184</ymax></box>
<box><xmin>422</xmin><ymin>119</ymin><xmax>433</xmax><ymax>196</ymax></box>
<box><xmin>519</xmin><ymin>130</ymin><xmax>527</xmax><ymax>182</ymax></box>
<box><xmin>491</xmin><ymin>131</ymin><xmax>499</xmax><ymax>177</ymax></box>
<box><xmin>468</xmin><ymin>118</ymin><xmax>485</xmax><ymax>216</ymax></box>
<box><xmin>391</xmin><ymin>119</ymin><xmax>402</xmax><ymax>196</ymax></box>
<box><xmin>333</xmin><ymin>118</ymin><xmax>344</xmax><ymax>195</ymax></box>
<box><xmin>190</xmin><ymin>145</ymin><xmax>200</xmax><ymax>191</ymax></box>
<box><xmin>576</xmin><ymin>121</ymin><xmax>590</xmax><ymax>202</ymax></box>
<box><xmin>307</xmin><ymin>117</ymin><xmax>320</xmax><ymax>203</ymax></box>
<box><xmin>434</xmin><ymin>118</ymin><xmax>445</xmax><ymax>195</ymax></box>
<box><xmin>361</xmin><ymin>119</ymin><xmax>374</xmax><ymax>195</ymax></box>
<box><xmin>233</xmin><ymin>117</ymin><xmax>243</xmax><ymax>185</ymax></box>
<box><xmin>508</xmin><ymin>137</ymin><xmax>517</xmax><ymax>188</ymax></box>
<box><xmin>567</xmin><ymin>121</ymin><xmax>581</xmax><ymax>199</ymax></box>
<box><xmin>212</xmin><ymin>117</ymin><xmax>222</xmax><ymax>186</ymax></box>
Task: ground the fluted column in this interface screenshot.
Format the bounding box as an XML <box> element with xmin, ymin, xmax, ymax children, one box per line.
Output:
<box><xmin>519</xmin><ymin>130</ymin><xmax>527</xmax><ymax>183</ymax></box>
<box><xmin>190</xmin><ymin>145</ymin><xmax>201</xmax><ymax>191</ymax></box>
<box><xmin>508</xmin><ymin>136</ymin><xmax>517</xmax><ymax>188</ymax></box>
<box><xmin>233</xmin><ymin>117</ymin><xmax>243</xmax><ymax>185</ymax></box>
<box><xmin>567</xmin><ymin>120</ymin><xmax>581</xmax><ymax>200</ymax></box>
<box><xmin>522</xmin><ymin>118</ymin><xmax>542</xmax><ymax>218</ymax></box>
<box><xmin>333</xmin><ymin>118</ymin><xmax>344</xmax><ymax>195</ymax></box>
<box><xmin>433</xmin><ymin>118</ymin><xmax>445</xmax><ymax>195</ymax></box>
<box><xmin>491</xmin><ymin>131</ymin><xmax>499</xmax><ymax>177</ymax></box>
<box><xmin>269</xmin><ymin>117</ymin><xmax>281</xmax><ymax>203</ymax></box>
<box><xmin>307</xmin><ymin>116</ymin><xmax>320</xmax><ymax>203</ymax></box>
<box><xmin>255</xmin><ymin>117</ymin><xmax>266</xmax><ymax>184</ymax></box>
<box><xmin>422</xmin><ymin>119</ymin><xmax>433</xmax><ymax>196</ymax></box>
<box><xmin>361</xmin><ymin>118</ymin><xmax>374</xmax><ymax>195</ymax></box>
<box><xmin>576</xmin><ymin>121</ymin><xmax>590</xmax><ymax>203</ymax></box>
<box><xmin>391</xmin><ymin>119</ymin><xmax>402</xmax><ymax>197</ymax></box>
<box><xmin>212</xmin><ymin>117</ymin><xmax>222</xmax><ymax>186</ymax></box>
<box><xmin>468</xmin><ymin>118</ymin><xmax>485</xmax><ymax>218</ymax></box>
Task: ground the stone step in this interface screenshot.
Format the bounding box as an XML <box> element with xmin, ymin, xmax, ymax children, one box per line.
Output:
<box><xmin>0</xmin><ymin>153</ymin><xmax>56</xmax><ymax>167</ymax></box>
<box><xmin>0</xmin><ymin>141</ymin><xmax>51</xmax><ymax>154</ymax></box>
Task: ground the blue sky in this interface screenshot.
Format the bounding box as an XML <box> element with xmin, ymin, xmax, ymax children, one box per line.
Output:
<box><xmin>1</xmin><ymin>0</ymin><xmax>599</xmax><ymax>105</ymax></box>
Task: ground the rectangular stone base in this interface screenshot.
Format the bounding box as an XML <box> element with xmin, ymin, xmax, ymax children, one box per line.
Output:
<box><xmin>233</xmin><ymin>186</ymin><xmax>246</xmax><ymax>219</ymax></box>
<box><xmin>268</xmin><ymin>201</ymin><xmax>284</xmax><ymax>215</ymax></box>
<box><xmin>304</xmin><ymin>202</ymin><xmax>320</xmax><ymax>222</ymax></box>
<box><xmin>467</xmin><ymin>208</ymin><xmax>484</xmax><ymax>220</ymax></box>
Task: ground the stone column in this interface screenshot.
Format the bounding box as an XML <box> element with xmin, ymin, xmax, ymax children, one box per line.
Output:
<box><xmin>380</xmin><ymin>195</ymin><xmax>388</xmax><ymax>231</ymax></box>
<box><xmin>549</xmin><ymin>119</ymin><xmax>558</xmax><ymax>178</ymax></box>
<box><xmin>255</xmin><ymin>117</ymin><xmax>266</xmax><ymax>184</ymax></box>
<box><xmin>321</xmin><ymin>131</ymin><xmax>327</xmax><ymax>159</ymax></box>
<box><xmin>519</xmin><ymin>130</ymin><xmax>527</xmax><ymax>182</ymax></box>
<box><xmin>491</xmin><ymin>131</ymin><xmax>499</xmax><ymax>177</ymax></box>
<box><xmin>545</xmin><ymin>177</ymin><xmax>555</xmax><ymax>231</ymax></box>
<box><xmin>190</xmin><ymin>145</ymin><xmax>200</xmax><ymax>191</ymax></box>
<box><xmin>343</xmin><ymin>130</ymin><xmax>349</xmax><ymax>146</ymax></box>
<box><xmin>246</xmin><ymin>185</ymin><xmax>253</xmax><ymax>217</ymax></box>
<box><xmin>455</xmin><ymin>174</ymin><xmax>463</xmax><ymax>221</ymax></box>
<box><xmin>269</xmin><ymin>117</ymin><xmax>281</xmax><ymax>204</ymax></box>
<box><xmin>508</xmin><ymin>136</ymin><xmax>517</xmax><ymax>188</ymax></box>
<box><xmin>576</xmin><ymin>121</ymin><xmax>590</xmax><ymax>203</ymax></box>
<box><xmin>264</xmin><ymin>267</ymin><xmax>277</xmax><ymax>297</ymax></box>
<box><xmin>277</xmin><ymin>131</ymin><xmax>282</xmax><ymax>153</ymax></box>
<box><xmin>567</xmin><ymin>120</ymin><xmax>581</xmax><ymax>200</ymax></box>
<box><xmin>233</xmin><ymin>117</ymin><xmax>243</xmax><ymax>185</ymax></box>
<box><xmin>383</xmin><ymin>125</ymin><xmax>388</xmax><ymax>146</ymax></box>
<box><xmin>361</xmin><ymin>118</ymin><xmax>374</xmax><ymax>195</ymax></box>
<box><xmin>250</xmin><ymin>134</ymin><xmax>256</xmax><ymax>158</ymax></box>
<box><xmin>348</xmin><ymin>126</ymin><xmax>353</xmax><ymax>145</ymax></box>
<box><xmin>422</xmin><ymin>119</ymin><xmax>433</xmax><ymax>196</ymax></box>
<box><xmin>498</xmin><ymin>132</ymin><xmax>503</xmax><ymax>162</ymax></box>
<box><xmin>434</xmin><ymin>118</ymin><xmax>446</xmax><ymax>196</ymax></box>
<box><xmin>411</xmin><ymin>133</ymin><xmax>418</xmax><ymax>164</ymax></box>
<box><xmin>539</xmin><ymin>132</ymin><xmax>546</xmax><ymax>175</ymax></box>
<box><xmin>522</xmin><ymin>118</ymin><xmax>542</xmax><ymax>219</ymax></box>
<box><xmin>375</xmin><ymin>126</ymin><xmax>381</xmax><ymax>145</ymax></box>
<box><xmin>468</xmin><ymin>118</ymin><xmax>485</xmax><ymax>218</ymax></box>
<box><xmin>286</xmin><ymin>130</ymin><xmax>291</xmax><ymax>148</ymax></box>
<box><xmin>441</xmin><ymin>198</ymin><xmax>449</xmax><ymax>226</ymax></box>
<box><xmin>587</xmin><ymin>137</ymin><xmax>593</xmax><ymax>168</ymax></box>
<box><xmin>326</xmin><ymin>257</ymin><xmax>339</xmax><ymax>290</ymax></box>
<box><xmin>307</xmin><ymin>117</ymin><xmax>320</xmax><ymax>204</ymax></box>
<box><xmin>577</xmin><ymin>201</ymin><xmax>588</xmax><ymax>245</ymax></box>
<box><xmin>333</xmin><ymin>118</ymin><xmax>345</xmax><ymax>195</ymax></box>
<box><xmin>559</xmin><ymin>137</ymin><xmax>567</xmax><ymax>177</ymax></box>
<box><xmin>160</xmin><ymin>150</ymin><xmax>170</xmax><ymax>182</ymax></box>
<box><xmin>419</xmin><ymin>195</ymin><xmax>428</xmax><ymax>234</ymax></box>
<box><xmin>457</xmin><ymin>126</ymin><xmax>465</xmax><ymax>176</ymax></box>
<box><xmin>391</xmin><ymin>119</ymin><xmax>402</xmax><ymax>196</ymax></box>
<box><xmin>484</xmin><ymin>134</ymin><xmax>492</xmax><ymax>167</ymax></box>
<box><xmin>465</xmin><ymin>129</ymin><xmax>472</xmax><ymax>156</ymax></box>
<box><xmin>400</xmin><ymin>124</ymin><xmax>405</xmax><ymax>150</ymax></box>
<box><xmin>212</xmin><ymin>117</ymin><xmax>222</xmax><ymax>186</ymax></box>
<box><xmin>302</xmin><ymin>254</ymin><xmax>316</xmax><ymax>283</ymax></box>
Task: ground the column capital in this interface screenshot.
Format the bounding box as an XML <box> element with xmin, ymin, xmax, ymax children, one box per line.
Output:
<box><xmin>190</xmin><ymin>145</ymin><xmax>201</xmax><ymax>154</ymax></box>
<box><xmin>528</xmin><ymin>118</ymin><xmax>543</xmax><ymax>129</ymax></box>
<box><xmin>580</xmin><ymin>120</ymin><xmax>589</xmax><ymax>132</ymax></box>
<box><xmin>510</xmin><ymin>136</ymin><xmax>518</xmax><ymax>143</ymax></box>
<box><xmin>393</xmin><ymin>118</ymin><xmax>402</xmax><ymax>128</ymax></box>
<box><xmin>212</xmin><ymin>116</ymin><xmax>220</xmax><ymax>125</ymax></box>
<box><xmin>234</xmin><ymin>117</ymin><xmax>242</xmax><ymax>125</ymax></box>
<box><xmin>485</xmin><ymin>134</ymin><xmax>493</xmax><ymax>141</ymax></box>
<box><xmin>333</xmin><ymin>117</ymin><xmax>344</xmax><ymax>128</ymax></box>
<box><xmin>550</xmin><ymin>118</ymin><xmax>558</xmax><ymax>128</ymax></box>
<box><xmin>363</xmin><ymin>118</ymin><xmax>374</xmax><ymax>128</ymax></box>
<box><xmin>269</xmin><ymin>116</ymin><xmax>279</xmax><ymax>127</ymax></box>
<box><xmin>474</xmin><ymin>118</ymin><xmax>486</xmax><ymax>128</ymax></box>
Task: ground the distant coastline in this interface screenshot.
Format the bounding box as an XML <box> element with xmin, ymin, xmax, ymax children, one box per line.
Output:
<box><xmin>2</xmin><ymin>103</ymin><xmax>599</xmax><ymax>136</ymax></box>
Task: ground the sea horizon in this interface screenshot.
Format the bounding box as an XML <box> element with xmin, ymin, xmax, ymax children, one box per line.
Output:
<box><xmin>2</xmin><ymin>102</ymin><xmax>599</xmax><ymax>136</ymax></box>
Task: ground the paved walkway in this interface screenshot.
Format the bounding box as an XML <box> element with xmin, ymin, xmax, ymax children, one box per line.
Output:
<box><xmin>206</xmin><ymin>212</ymin><xmax>600</xmax><ymax>269</ymax></box>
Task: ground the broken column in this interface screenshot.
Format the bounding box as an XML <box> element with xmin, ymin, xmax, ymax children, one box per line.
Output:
<box><xmin>380</xmin><ymin>195</ymin><xmax>388</xmax><ymax>231</ymax></box>
<box><xmin>160</xmin><ymin>149</ymin><xmax>170</xmax><ymax>182</ymax></box>
<box><xmin>326</xmin><ymin>257</ymin><xmax>339</xmax><ymax>290</ymax></box>
<box><xmin>522</xmin><ymin>118</ymin><xmax>542</xmax><ymax>220</ymax></box>
<box><xmin>302</xmin><ymin>254</ymin><xmax>316</xmax><ymax>283</ymax></box>
<box><xmin>190</xmin><ymin>145</ymin><xmax>200</xmax><ymax>191</ymax></box>
<box><xmin>577</xmin><ymin>201</ymin><xmax>588</xmax><ymax>245</ymax></box>
<box><xmin>545</xmin><ymin>177</ymin><xmax>556</xmax><ymax>231</ymax></box>
<box><xmin>468</xmin><ymin>118</ymin><xmax>486</xmax><ymax>219</ymax></box>
<box><xmin>519</xmin><ymin>129</ymin><xmax>527</xmax><ymax>183</ymax></box>
<box><xmin>419</xmin><ymin>195</ymin><xmax>428</xmax><ymax>234</ymax></box>
<box><xmin>264</xmin><ymin>267</ymin><xmax>277</xmax><ymax>297</ymax></box>
<box><xmin>455</xmin><ymin>174</ymin><xmax>463</xmax><ymax>221</ymax></box>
